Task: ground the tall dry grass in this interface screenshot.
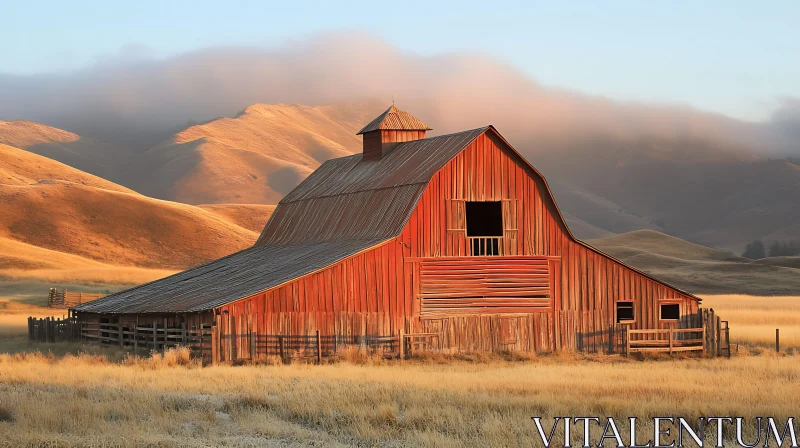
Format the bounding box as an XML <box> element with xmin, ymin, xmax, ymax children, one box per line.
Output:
<box><xmin>0</xmin><ymin>348</ymin><xmax>798</xmax><ymax>446</ymax></box>
<box><xmin>701</xmin><ymin>295</ymin><xmax>800</xmax><ymax>349</ymax></box>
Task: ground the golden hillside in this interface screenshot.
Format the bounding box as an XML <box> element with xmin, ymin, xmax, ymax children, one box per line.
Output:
<box><xmin>198</xmin><ymin>204</ymin><xmax>275</xmax><ymax>233</ymax></box>
<box><xmin>0</xmin><ymin>120</ymin><xmax>125</xmax><ymax>181</ymax></box>
<box><xmin>0</xmin><ymin>143</ymin><xmax>133</xmax><ymax>193</ymax></box>
<box><xmin>0</xmin><ymin>144</ymin><xmax>268</xmax><ymax>282</ymax></box>
<box><xmin>141</xmin><ymin>103</ymin><xmax>374</xmax><ymax>204</ymax></box>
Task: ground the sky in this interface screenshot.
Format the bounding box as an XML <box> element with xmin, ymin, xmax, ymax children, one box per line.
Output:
<box><xmin>4</xmin><ymin>1</ymin><xmax>799</xmax><ymax>121</ymax></box>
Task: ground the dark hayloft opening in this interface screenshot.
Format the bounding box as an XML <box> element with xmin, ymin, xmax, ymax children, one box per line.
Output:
<box><xmin>660</xmin><ymin>303</ymin><xmax>680</xmax><ymax>320</ymax></box>
<box><xmin>466</xmin><ymin>201</ymin><xmax>503</xmax><ymax>237</ymax></box>
<box><xmin>616</xmin><ymin>301</ymin><xmax>634</xmax><ymax>322</ymax></box>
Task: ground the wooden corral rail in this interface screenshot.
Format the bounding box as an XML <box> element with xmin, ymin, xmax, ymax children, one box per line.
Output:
<box><xmin>624</xmin><ymin>308</ymin><xmax>731</xmax><ymax>358</ymax></box>
<box><xmin>82</xmin><ymin>321</ymin><xmax>214</xmax><ymax>359</ymax></box>
<box><xmin>29</xmin><ymin>316</ymin><xmax>403</xmax><ymax>365</ymax></box>
<box><xmin>48</xmin><ymin>288</ymin><xmax>104</xmax><ymax>308</ymax></box>
<box><xmin>211</xmin><ymin>332</ymin><xmax>401</xmax><ymax>365</ymax></box>
<box><xmin>626</xmin><ymin>328</ymin><xmax>705</xmax><ymax>355</ymax></box>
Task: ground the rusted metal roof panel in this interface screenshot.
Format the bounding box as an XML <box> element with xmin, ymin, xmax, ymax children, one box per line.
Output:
<box><xmin>72</xmin><ymin>239</ymin><xmax>386</xmax><ymax>314</ymax></box>
<box><xmin>356</xmin><ymin>105</ymin><xmax>433</xmax><ymax>134</ymax></box>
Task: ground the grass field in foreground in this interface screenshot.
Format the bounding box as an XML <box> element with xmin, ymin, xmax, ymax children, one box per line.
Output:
<box><xmin>0</xmin><ymin>349</ymin><xmax>797</xmax><ymax>446</ymax></box>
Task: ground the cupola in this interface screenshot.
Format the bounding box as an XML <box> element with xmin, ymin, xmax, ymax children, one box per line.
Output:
<box><xmin>356</xmin><ymin>105</ymin><xmax>432</xmax><ymax>159</ymax></box>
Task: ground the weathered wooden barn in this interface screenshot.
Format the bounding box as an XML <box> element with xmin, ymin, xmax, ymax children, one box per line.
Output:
<box><xmin>72</xmin><ymin>105</ymin><xmax>719</xmax><ymax>361</ymax></box>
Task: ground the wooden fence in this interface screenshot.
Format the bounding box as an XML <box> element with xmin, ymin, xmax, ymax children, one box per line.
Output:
<box><xmin>27</xmin><ymin>316</ymin><xmax>405</xmax><ymax>365</ymax></box>
<box><xmin>625</xmin><ymin>308</ymin><xmax>730</xmax><ymax>357</ymax></box>
<box><xmin>28</xmin><ymin>308</ymin><xmax>730</xmax><ymax>364</ymax></box>
<box><xmin>48</xmin><ymin>289</ymin><xmax>104</xmax><ymax>308</ymax></box>
<box><xmin>28</xmin><ymin>316</ymin><xmax>81</xmax><ymax>343</ymax></box>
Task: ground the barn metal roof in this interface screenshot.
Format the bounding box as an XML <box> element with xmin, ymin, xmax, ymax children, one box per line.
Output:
<box><xmin>258</xmin><ymin>127</ymin><xmax>487</xmax><ymax>245</ymax></box>
<box><xmin>356</xmin><ymin>105</ymin><xmax>432</xmax><ymax>134</ymax></box>
<box><xmin>75</xmin><ymin>124</ymin><xmax>700</xmax><ymax>314</ymax></box>
<box><xmin>73</xmin><ymin>239</ymin><xmax>387</xmax><ymax>313</ymax></box>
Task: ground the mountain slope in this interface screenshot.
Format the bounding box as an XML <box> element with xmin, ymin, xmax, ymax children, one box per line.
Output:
<box><xmin>0</xmin><ymin>120</ymin><xmax>127</xmax><ymax>183</ymax></box>
<box><xmin>198</xmin><ymin>204</ymin><xmax>276</xmax><ymax>233</ymax></box>
<box><xmin>752</xmin><ymin>256</ymin><xmax>800</xmax><ymax>270</ymax></box>
<box><xmin>0</xmin><ymin>144</ymin><xmax>263</xmax><ymax>275</ymax></box>
<box><xmin>141</xmin><ymin>103</ymin><xmax>375</xmax><ymax>204</ymax></box>
<box><xmin>587</xmin><ymin>230</ymin><xmax>800</xmax><ymax>295</ymax></box>
<box><xmin>533</xmin><ymin>137</ymin><xmax>800</xmax><ymax>253</ymax></box>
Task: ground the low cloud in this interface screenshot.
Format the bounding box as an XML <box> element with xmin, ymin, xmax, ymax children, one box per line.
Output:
<box><xmin>0</xmin><ymin>31</ymin><xmax>795</xmax><ymax>154</ymax></box>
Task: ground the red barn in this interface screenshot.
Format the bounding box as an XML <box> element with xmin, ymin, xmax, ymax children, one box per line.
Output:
<box><xmin>74</xmin><ymin>106</ymin><xmax>712</xmax><ymax>360</ymax></box>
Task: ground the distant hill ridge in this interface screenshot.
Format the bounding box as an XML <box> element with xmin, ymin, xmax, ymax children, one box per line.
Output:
<box><xmin>588</xmin><ymin>230</ymin><xmax>800</xmax><ymax>295</ymax></box>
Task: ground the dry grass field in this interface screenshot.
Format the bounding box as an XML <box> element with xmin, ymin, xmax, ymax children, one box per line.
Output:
<box><xmin>702</xmin><ymin>294</ymin><xmax>800</xmax><ymax>349</ymax></box>
<box><xmin>0</xmin><ymin>294</ymin><xmax>796</xmax><ymax>445</ymax></box>
<box><xmin>0</xmin><ymin>346</ymin><xmax>797</xmax><ymax>446</ymax></box>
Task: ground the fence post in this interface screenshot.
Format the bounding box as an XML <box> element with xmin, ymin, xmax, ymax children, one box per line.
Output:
<box><xmin>250</xmin><ymin>330</ymin><xmax>256</xmax><ymax>360</ymax></box>
<box><xmin>716</xmin><ymin>316</ymin><xmax>721</xmax><ymax>357</ymax></box>
<box><xmin>726</xmin><ymin>325</ymin><xmax>731</xmax><ymax>359</ymax></box>
<box><xmin>133</xmin><ymin>325</ymin><xmax>138</xmax><ymax>355</ymax></box>
<box><xmin>668</xmin><ymin>327</ymin><xmax>673</xmax><ymax>355</ymax></box>
<box><xmin>211</xmin><ymin>324</ymin><xmax>219</xmax><ymax>365</ymax></box>
<box><xmin>118</xmin><ymin>322</ymin><xmax>123</xmax><ymax>348</ymax></box>
<box><xmin>625</xmin><ymin>327</ymin><xmax>630</xmax><ymax>357</ymax></box>
<box><xmin>702</xmin><ymin>325</ymin><xmax>706</xmax><ymax>357</ymax></box>
<box><xmin>316</xmin><ymin>330</ymin><xmax>322</xmax><ymax>365</ymax></box>
<box><xmin>776</xmin><ymin>328</ymin><xmax>780</xmax><ymax>353</ymax></box>
<box><xmin>163</xmin><ymin>318</ymin><xmax>169</xmax><ymax>354</ymax></box>
<box><xmin>399</xmin><ymin>328</ymin><xmax>405</xmax><ymax>359</ymax></box>
<box><xmin>279</xmin><ymin>336</ymin><xmax>285</xmax><ymax>364</ymax></box>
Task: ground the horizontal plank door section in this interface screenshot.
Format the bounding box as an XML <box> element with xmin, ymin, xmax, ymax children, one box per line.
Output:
<box><xmin>418</xmin><ymin>256</ymin><xmax>553</xmax><ymax>316</ymax></box>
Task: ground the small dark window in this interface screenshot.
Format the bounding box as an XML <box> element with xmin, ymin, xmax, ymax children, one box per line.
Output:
<box><xmin>660</xmin><ymin>303</ymin><xmax>680</xmax><ymax>320</ymax></box>
<box><xmin>616</xmin><ymin>301</ymin><xmax>634</xmax><ymax>322</ymax></box>
<box><xmin>466</xmin><ymin>201</ymin><xmax>503</xmax><ymax>237</ymax></box>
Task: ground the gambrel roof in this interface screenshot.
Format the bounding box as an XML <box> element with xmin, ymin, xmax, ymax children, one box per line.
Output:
<box><xmin>75</xmin><ymin>126</ymin><xmax>699</xmax><ymax>314</ymax></box>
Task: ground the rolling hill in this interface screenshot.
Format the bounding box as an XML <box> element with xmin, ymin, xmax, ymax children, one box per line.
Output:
<box><xmin>752</xmin><ymin>256</ymin><xmax>800</xmax><ymax>270</ymax></box>
<box><xmin>0</xmin><ymin>143</ymin><xmax>273</xmax><ymax>286</ymax></box>
<box><xmin>587</xmin><ymin>230</ymin><xmax>800</xmax><ymax>295</ymax></box>
<box><xmin>0</xmin><ymin>120</ymin><xmax>127</xmax><ymax>184</ymax></box>
<box><xmin>197</xmin><ymin>204</ymin><xmax>275</xmax><ymax>233</ymax></box>
<box><xmin>139</xmin><ymin>103</ymin><xmax>374</xmax><ymax>204</ymax></box>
